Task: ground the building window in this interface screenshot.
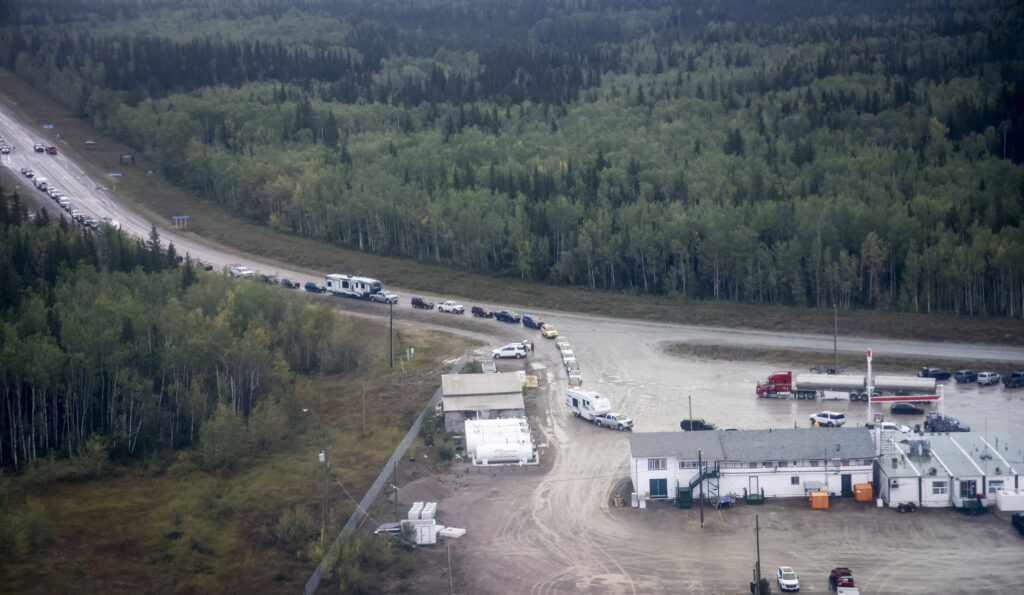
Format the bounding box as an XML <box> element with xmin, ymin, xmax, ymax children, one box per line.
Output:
<box><xmin>778</xmin><ymin>461</ymin><xmax>789</xmax><ymax>468</ymax></box>
<box><xmin>932</xmin><ymin>481</ymin><xmax>947</xmax><ymax>495</ymax></box>
<box><xmin>749</xmin><ymin>462</ymin><xmax>758</xmax><ymax>469</ymax></box>
<box><xmin>679</xmin><ymin>460</ymin><xmax>697</xmax><ymax>469</ymax></box>
<box><xmin>890</xmin><ymin>479</ymin><xmax>900</xmax><ymax>489</ymax></box>
<box><xmin>989</xmin><ymin>480</ymin><xmax>1004</xmax><ymax>491</ymax></box>
<box><xmin>648</xmin><ymin>458</ymin><xmax>666</xmax><ymax>471</ymax></box>
<box><xmin>791</xmin><ymin>476</ymin><xmax>800</xmax><ymax>486</ymax></box>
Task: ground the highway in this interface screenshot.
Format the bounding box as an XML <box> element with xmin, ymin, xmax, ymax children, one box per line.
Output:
<box><xmin>3</xmin><ymin>98</ymin><xmax>1024</xmax><ymax>371</ymax></box>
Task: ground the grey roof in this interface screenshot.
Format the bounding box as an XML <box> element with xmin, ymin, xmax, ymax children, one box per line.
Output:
<box><xmin>443</xmin><ymin>393</ymin><xmax>525</xmax><ymax>413</ymax></box>
<box><xmin>884</xmin><ymin>432</ymin><xmax>1024</xmax><ymax>479</ymax></box>
<box><xmin>629</xmin><ymin>428</ymin><xmax>876</xmax><ymax>462</ymax></box>
<box><xmin>441</xmin><ymin>373</ymin><xmax>522</xmax><ymax>397</ymax></box>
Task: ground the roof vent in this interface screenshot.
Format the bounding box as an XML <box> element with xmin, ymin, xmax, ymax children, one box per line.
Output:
<box><xmin>929</xmin><ymin>467</ymin><xmax>937</xmax><ymax>476</ymax></box>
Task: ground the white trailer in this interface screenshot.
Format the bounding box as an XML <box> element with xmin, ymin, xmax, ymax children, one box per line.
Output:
<box><xmin>757</xmin><ymin>371</ymin><xmax>936</xmax><ymax>400</ymax></box>
<box><xmin>565</xmin><ymin>388</ymin><xmax>611</xmax><ymax>422</ymax></box>
<box><xmin>324</xmin><ymin>273</ymin><xmax>382</xmax><ymax>299</ymax></box>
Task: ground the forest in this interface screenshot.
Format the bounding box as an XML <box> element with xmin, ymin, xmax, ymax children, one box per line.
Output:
<box><xmin>2</xmin><ymin>0</ymin><xmax>1024</xmax><ymax>316</ymax></box>
<box><xmin>0</xmin><ymin>188</ymin><xmax>356</xmax><ymax>469</ymax></box>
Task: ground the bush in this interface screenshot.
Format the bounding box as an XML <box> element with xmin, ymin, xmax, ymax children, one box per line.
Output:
<box><xmin>0</xmin><ymin>498</ymin><xmax>54</xmax><ymax>557</ymax></box>
<box><xmin>198</xmin><ymin>404</ymin><xmax>247</xmax><ymax>471</ymax></box>
<box><xmin>274</xmin><ymin>506</ymin><xmax>318</xmax><ymax>554</ymax></box>
<box><xmin>436</xmin><ymin>439</ymin><xmax>455</xmax><ymax>461</ymax></box>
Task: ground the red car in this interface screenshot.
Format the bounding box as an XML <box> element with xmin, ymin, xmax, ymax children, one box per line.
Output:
<box><xmin>411</xmin><ymin>296</ymin><xmax>434</xmax><ymax>309</ymax></box>
<box><xmin>471</xmin><ymin>305</ymin><xmax>492</xmax><ymax>317</ymax></box>
<box><xmin>828</xmin><ymin>567</ymin><xmax>853</xmax><ymax>590</ymax></box>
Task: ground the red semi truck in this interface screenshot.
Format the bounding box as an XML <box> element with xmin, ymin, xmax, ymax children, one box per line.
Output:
<box><xmin>756</xmin><ymin>371</ymin><xmax>935</xmax><ymax>401</ymax></box>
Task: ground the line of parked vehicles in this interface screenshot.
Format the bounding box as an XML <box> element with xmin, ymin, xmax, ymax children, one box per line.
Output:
<box><xmin>21</xmin><ymin>166</ymin><xmax>119</xmax><ymax>230</ymax></box>
<box><xmin>944</xmin><ymin>367</ymin><xmax>1024</xmax><ymax>388</ymax></box>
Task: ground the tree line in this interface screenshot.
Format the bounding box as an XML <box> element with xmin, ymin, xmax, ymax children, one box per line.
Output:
<box><xmin>2</xmin><ymin>0</ymin><xmax>1023</xmax><ymax>316</ymax></box>
<box><xmin>0</xmin><ymin>189</ymin><xmax>356</xmax><ymax>469</ymax></box>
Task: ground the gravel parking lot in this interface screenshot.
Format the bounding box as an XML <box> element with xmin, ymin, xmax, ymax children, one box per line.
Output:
<box><xmin>408</xmin><ymin>331</ymin><xmax>1024</xmax><ymax>595</ymax></box>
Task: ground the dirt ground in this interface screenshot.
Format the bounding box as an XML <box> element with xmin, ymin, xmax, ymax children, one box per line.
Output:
<box><xmin>370</xmin><ymin>332</ymin><xmax>1024</xmax><ymax>595</ymax></box>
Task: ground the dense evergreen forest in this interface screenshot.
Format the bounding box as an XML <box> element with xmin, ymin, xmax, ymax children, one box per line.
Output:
<box><xmin>2</xmin><ymin>0</ymin><xmax>1024</xmax><ymax>315</ymax></box>
<box><xmin>0</xmin><ymin>189</ymin><xmax>355</xmax><ymax>469</ymax></box>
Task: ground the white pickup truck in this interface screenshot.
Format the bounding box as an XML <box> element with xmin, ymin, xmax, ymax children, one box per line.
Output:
<box><xmin>593</xmin><ymin>412</ymin><xmax>633</xmax><ymax>431</ymax></box>
<box><xmin>229</xmin><ymin>264</ymin><xmax>255</xmax><ymax>278</ymax></box>
<box><xmin>369</xmin><ymin>290</ymin><xmax>398</xmax><ymax>304</ymax></box>
<box><xmin>437</xmin><ymin>300</ymin><xmax>465</xmax><ymax>314</ymax></box>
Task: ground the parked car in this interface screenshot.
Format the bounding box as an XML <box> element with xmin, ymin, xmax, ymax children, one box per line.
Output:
<box><xmin>492</xmin><ymin>343</ymin><xmax>527</xmax><ymax>359</ymax></box>
<box><xmin>897</xmin><ymin>502</ymin><xmax>918</xmax><ymax>513</ymax></box>
<box><xmin>977</xmin><ymin>371</ymin><xmax>1001</xmax><ymax>386</ymax></box>
<box><xmin>437</xmin><ymin>300</ymin><xmax>465</xmax><ymax>314</ymax></box>
<box><xmin>411</xmin><ymin>296</ymin><xmax>435</xmax><ymax>309</ymax></box>
<box><xmin>890</xmin><ymin>403</ymin><xmax>924</xmax><ymax>415</ymax></box>
<box><xmin>776</xmin><ymin>566</ymin><xmax>800</xmax><ymax>592</ymax></box>
<box><xmin>471</xmin><ymin>305</ymin><xmax>493</xmax><ymax>318</ymax></box>
<box><xmin>280</xmin><ymin>278</ymin><xmax>300</xmax><ymax>289</ymax></box>
<box><xmin>810</xmin><ymin>411</ymin><xmax>846</xmax><ymax>427</ymax></box>
<box><xmin>494</xmin><ymin>310</ymin><xmax>521</xmax><ymax>323</ymax></box>
<box><xmin>919</xmin><ymin>367</ymin><xmax>952</xmax><ymax>380</ymax></box>
<box><xmin>1003</xmin><ymin>371</ymin><xmax>1024</xmax><ymax>389</ymax></box>
<box><xmin>540</xmin><ymin>323</ymin><xmax>559</xmax><ymax>338</ymax></box>
<box><xmin>369</xmin><ymin>290</ymin><xmax>398</xmax><ymax>303</ymax></box>
<box><xmin>679</xmin><ymin>418</ymin><xmax>715</xmax><ymax>431</ymax></box>
<box><xmin>954</xmin><ymin>369</ymin><xmax>978</xmax><ymax>383</ymax></box>
<box><xmin>33</xmin><ymin>142</ymin><xmax>44</xmax><ymax>152</ymax></box>
<box><xmin>304</xmin><ymin>281</ymin><xmax>325</xmax><ymax>293</ymax></box>
<box><xmin>521</xmin><ymin>314</ymin><xmax>543</xmax><ymax>329</ymax></box>
<box><xmin>1013</xmin><ymin>512</ymin><xmax>1024</xmax><ymax>536</ymax></box>
<box><xmin>865</xmin><ymin>421</ymin><xmax>911</xmax><ymax>433</ymax></box>
<box><xmin>197</xmin><ymin>260</ymin><xmax>214</xmax><ymax>271</ymax></box>
<box><xmin>828</xmin><ymin>567</ymin><xmax>854</xmax><ymax>590</ymax></box>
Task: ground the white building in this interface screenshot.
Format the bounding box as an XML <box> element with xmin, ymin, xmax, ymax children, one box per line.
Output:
<box><xmin>628</xmin><ymin>428</ymin><xmax>876</xmax><ymax>505</ymax></box>
<box><xmin>876</xmin><ymin>431</ymin><xmax>1023</xmax><ymax>509</ymax></box>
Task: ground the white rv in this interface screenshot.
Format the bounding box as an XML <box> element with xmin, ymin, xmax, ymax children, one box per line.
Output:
<box><xmin>565</xmin><ymin>388</ymin><xmax>611</xmax><ymax>422</ymax></box>
<box><xmin>324</xmin><ymin>274</ymin><xmax>382</xmax><ymax>299</ymax></box>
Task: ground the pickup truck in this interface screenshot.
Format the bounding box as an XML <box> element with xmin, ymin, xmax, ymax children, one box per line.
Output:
<box><xmin>1003</xmin><ymin>371</ymin><xmax>1024</xmax><ymax>389</ymax></box>
<box><xmin>521</xmin><ymin>314</ymin><xmax>543</xmax><ymax>329</ymax></box>
<box><xmin>369</xmin><ymin>290</ymin><xmax>398</xmax><ymax>304</ymax></box>
<box><xmin>437</xmin><ymin>300</ymin><xmax>464</xmax><ymax>314</ymax></box>
<box><xmin>229</xmin><ymin>264</ymin><xmax>255</xmax><ymax>278</ymax></box>
<box><xmin>923</xmin><ymin>411</ymin><xmax>970</xmax><ymax>432</ymax></box>
<box><xmin>593</xmin><ymin>412</ymin><xmax>633</xmax><ymax>430</ymax></box>
<box><xmin>918</xmin><ymin>367</ymin><xmax>952</xmax><ymax>380</ymax></box>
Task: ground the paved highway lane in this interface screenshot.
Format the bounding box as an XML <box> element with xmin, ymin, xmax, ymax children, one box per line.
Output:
<box><xmin>3</xmin><ymin>99</ymin><xmax>1023</xmax><ymax>371</ymax></box>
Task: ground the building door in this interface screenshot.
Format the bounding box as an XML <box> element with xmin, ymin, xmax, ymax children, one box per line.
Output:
<box><xmin>841</xmin><ymin>474</ymin><xmax>853</xmax><ymax>497</ymax></box>
<box><xmin>749</xmin><ymin>476</ymin><xmax>759</xmax><ymax>495</ymax></box>
<box><xmin>649</xmin><ymin>478</ymin><xmax>668</xmax><ymax>499</ymax></box>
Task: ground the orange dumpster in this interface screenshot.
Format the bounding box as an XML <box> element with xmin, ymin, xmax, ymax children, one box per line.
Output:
<box><xmin>809</xmin><ymin>490</ymin><xmax>829</xmax><ymax>509</ymax></box>
<box><xmin>853</xmin><ymin>483</ymin><xmax>874</xmax><ymax>502</ymax></box>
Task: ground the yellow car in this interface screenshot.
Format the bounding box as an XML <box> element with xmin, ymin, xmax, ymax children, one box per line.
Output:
<box><xmin>540</xmin><ymin>323</ymin><xmax>558</xmax><ymax>338</ymax></box>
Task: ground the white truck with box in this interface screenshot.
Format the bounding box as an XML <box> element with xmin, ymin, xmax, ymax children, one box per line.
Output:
<box><xmin>566</xmin><ymin>388</ymin><xmax>631</xmax><ymax>430</ymax></box>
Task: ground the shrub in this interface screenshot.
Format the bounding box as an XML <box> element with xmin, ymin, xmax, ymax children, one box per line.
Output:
<box><xmin>198</xmin><ymin>404</ymin><xmax>247</xmax><ymax>471</ymax></box>
<box><xmin>0</xmin><ymin>498</ymin><xmax>54</xmax><ymax>557</ymax></box>
<box><xmin>274</xmin><ymin>506</ymin><xmax>318</xmax><ymax>554</ymax></box>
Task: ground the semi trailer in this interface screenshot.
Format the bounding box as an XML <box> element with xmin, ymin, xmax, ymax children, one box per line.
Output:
<box><xmin>756</xmin><ymin>371</ymin><xmax>935</xmax><ymax>400</ymax></box>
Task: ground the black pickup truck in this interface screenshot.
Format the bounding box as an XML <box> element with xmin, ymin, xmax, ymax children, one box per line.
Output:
<box><xmin>1003</xmin><ymin>371</ymin><xmax>1024</xmax><ymax>389</ymax></box>
<box><xmin>919</xmin><ymin>367</ymin><xmax>952</xmax><ymax>380</ymax></box>
<box><xmin>923</xmin><ymin>412</ymin><xmax>970</xmax><ymax>432</ymax></box>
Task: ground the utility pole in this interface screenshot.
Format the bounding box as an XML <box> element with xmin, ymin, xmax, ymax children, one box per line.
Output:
<box><xmin>446</xmin><ymin>537</ymin><xmax>454</xmax><ymax>595</ymax></box>
<box><xmin>389</xmin><ymin>300</ymin><xmax>394</xmax><ymax>368</ymax></box>
<box><xmin>361</xmin><ymin>382</ymin><xmax>367</xmax><ymax>437</ymax></box>
<box><xmin>698</xmin><ymin>448</ymin><xmax>704</xmax><ymax>528</ymax></box>
<box><xmin>320</xmin><ymin>438</ymin><xmax>329</xmax><ymax>540</ymax></box>
<box><xmin>833</xmin><ymin>303</ymin><xmax>838</xmax><ymax>373</ymax></box>
<box><xmin>754</xmin><ymin>514</ymin><xmax>762</xmax><ymax>594</ymax></box>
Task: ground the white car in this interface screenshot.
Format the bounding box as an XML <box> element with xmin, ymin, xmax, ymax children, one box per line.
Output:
<box><xmin>809</xmin><ymin>411</ymin><xmax>846</xmax><ymax>427</ymax></box>
<box><xmin>492</xmin><ymin>344</ymin><xmax>527</xmax><ymax>359</ymax></box>
<box><xmin>977</xmin><ymin>371</ymin><xmax>1001</xmax><ymax>386</ymax></box>
<box><xmin>777</xmin><ymin>566</ymin><xmax>799</xmax><ymax>592</ymax></box>
<box><xmin>437</xmin><ymin>300</ymin><xmax>465</xmax><ymax>314</ymax></box>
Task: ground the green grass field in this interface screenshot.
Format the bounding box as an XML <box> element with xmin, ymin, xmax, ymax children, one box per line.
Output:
<box><xmin>1</xmin><ymin>68</ymin><xmax>1022</xmax><ymax>347</ymax></box>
